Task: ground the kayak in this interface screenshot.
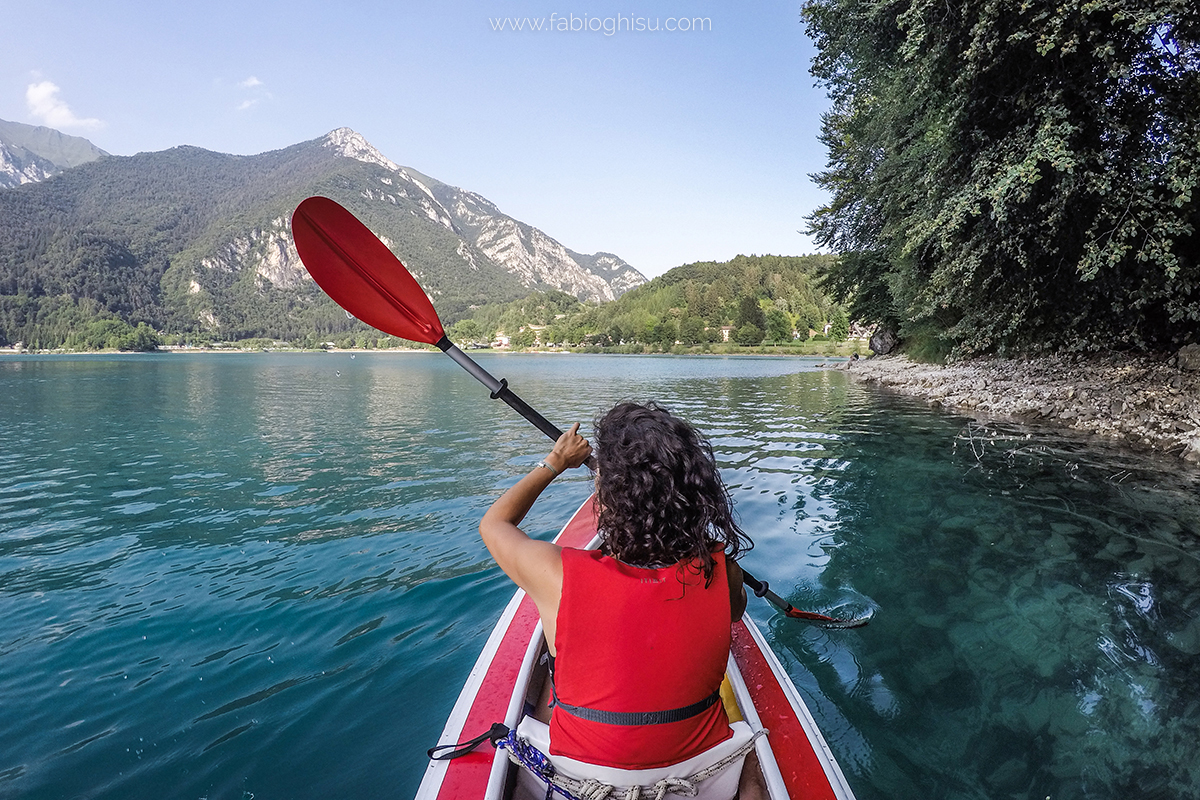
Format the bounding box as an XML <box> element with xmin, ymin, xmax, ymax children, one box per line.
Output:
<box><xmin>415</xmin><ymin>496</ymin><xmax>857</xmax><ymax>800</ymax></box>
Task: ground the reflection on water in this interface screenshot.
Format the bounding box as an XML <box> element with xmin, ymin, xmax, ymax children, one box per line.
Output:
<box><xmin>1</xmin><ymin>354</ymin><xmax>1198</xmax><ymax>800</ymax></box>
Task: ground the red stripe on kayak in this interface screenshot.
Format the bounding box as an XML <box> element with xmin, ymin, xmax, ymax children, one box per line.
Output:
<box><xmin>434</xmin><ymin>497</ymin><xmax>599</xmax><ymax>799</ymax></box>
<box><xmin>436</xmin><ymin>595</ymin><xmax>541</xmax><ymax>799</ymax></box>
<box><xmin>555</xmin><ymin>495</ymin><xmax>599</xmax><ymax>550</ymax></box>
<box><xmin>731</xmin><ymin>622</ymin><xmax>838</xmax><ymax>800</ymax></box>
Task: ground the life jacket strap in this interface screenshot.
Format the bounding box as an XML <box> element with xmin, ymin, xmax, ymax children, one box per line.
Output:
<box><xmin>552</xmin><ymin>681</ymin><xmax>721</xmax><ymax>726</ymax></box>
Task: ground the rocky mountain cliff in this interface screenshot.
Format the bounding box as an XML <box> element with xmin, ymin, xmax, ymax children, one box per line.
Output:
<box><xmin>0</xmin><ymin>118</ymin><xmax>108</xmax><ymax>188</ymax></box>
<box><xmin>412</xmin><ymin>169</ymin><xmax>641</xmax><ymax>303</ymax></box>
<box><xmin>0</xmin><ymin>127</ymin><xmax>644</xmax><ymax>346</ymax></box>
<box><xmin>320</xmin><ymin>130</ymin><xmax>643</xmax><ymax>303</ymax></box>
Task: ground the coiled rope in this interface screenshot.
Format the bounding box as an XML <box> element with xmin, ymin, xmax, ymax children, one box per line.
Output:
<box><xmin>495</xmin><ymin>728</ymin><xmax>767</xmax><ymax>800</ymax></box>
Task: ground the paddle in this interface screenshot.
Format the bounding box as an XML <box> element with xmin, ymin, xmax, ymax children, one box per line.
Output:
<box><xmin>740</xmin><ymin>570</ymin><xmax>872</xmax><ymax>629</ymax></box>
<box><xmin>292</xmin><ymin>195</ymin><xmax>567</xmax><ymax>445</ymax></box>
<box><xmin>290</xmin><ymin>196</ymin><xmax>871</xmax><ymax>629</ymax></box>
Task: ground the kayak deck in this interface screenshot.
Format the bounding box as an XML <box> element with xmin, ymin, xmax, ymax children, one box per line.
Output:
<box><xmin>416</xmin><ymin>497</ymin><xmax>856</xmax><ymax>800</ymax></box>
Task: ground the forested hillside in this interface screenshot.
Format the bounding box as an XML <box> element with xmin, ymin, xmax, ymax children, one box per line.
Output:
<box><xmin>0</xmin><ymin>139</ymin><xmax>516</xmax><ymax>348</ymax></box>
<box><xmin>804</xmin><ymin>0</ymin><xmax>1199</xmax><ymax>357</ymax></box>
<box><xmin>442</xmin><ymin>254</ymin><xmax>848</xmax><ymax>349</ymax></box>
<box><xmin>0</xmin><ymin>129</ymin><xmax>642</xmax><ymax>350</ymax></box>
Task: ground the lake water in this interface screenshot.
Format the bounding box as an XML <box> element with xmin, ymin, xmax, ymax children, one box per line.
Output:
<box><xmin>2</xmin><ymin>352</ymin><xmax>1198</xmax><ymax>800</ymax></box>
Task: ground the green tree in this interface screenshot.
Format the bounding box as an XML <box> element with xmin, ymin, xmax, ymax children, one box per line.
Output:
<box><xmin>679</xmin><ymin>317</ymin><xmax>706</xmax><ymax>345</ymax></box>
<box><xmin>447</xmin><ymin>319</ymin><xmax>483</xmax><ymax>344</ymax></box>
<box><xmin>804</xmin><ymin>0</ymin><xmax>1200</xmax><ymax>354</ymax></box>
<box><xmin>650</xmin><ymin>319</ymin><xmax>678</xmax><ymax>345</ymax></box>
<box><xmin>765</xmin><ymin>308</ymin><xmax>793</xmax><ymax>342</ymax></box>
<box><xmin>510</xmin><ymin>328</ymin><xmax>536</xmax><ymax>349</ymax></box>
<box><xmin>796</xmin><ymin>302</ymin><xmax>822</xmax><ymax>337</ymax></box>
<box><xmin>734</xmin><ymin>294</ymin><xmax>767</xmax><ymax>332</ymax></box>
<box><xmin>129</xmin><ymin>322</ymin><xmax>161</xmax><ymax>351</ymax></box>
<box><xmin>734</xmin><ymin>324</ymin><xmax>764</xmax><ymax>346</ymax></box>
<box><xmin>73</xmin><ymin>318</ymin><xmax>135</xmax><ymax>350</ymax></box>
<box><xmin>828</xmin><ymin>307</ymin><xmax>850</xmax><ymax>341</ymax></box>
<box><xmin>701</xmin><ymin>285</ymin><xmax>725</xmax><ymax>325</ymax></box>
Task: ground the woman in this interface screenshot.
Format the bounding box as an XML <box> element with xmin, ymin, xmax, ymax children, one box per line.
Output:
<box><xmin>479</xmin><ymin>402</ymin><xmax>754</xmax><ymax>773</ymax></box>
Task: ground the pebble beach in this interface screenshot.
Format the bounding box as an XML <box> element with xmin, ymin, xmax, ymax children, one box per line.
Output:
<box><xmin>845</xmin><ymin>348</ymin><xmax>1200</xmax><ymax>464</ymax></box>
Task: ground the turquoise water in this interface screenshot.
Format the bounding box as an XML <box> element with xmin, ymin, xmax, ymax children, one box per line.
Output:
<box><xmin>2</xmin><ymin>353</ymin><xmax>1198</xmax><ymax>800</ymax></box>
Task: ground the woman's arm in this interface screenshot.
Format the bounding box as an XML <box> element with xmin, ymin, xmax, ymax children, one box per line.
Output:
<box><xmin>479</xmin><ymin>423</ymin><xmax>592</xmax><ymax>609</ymax></box>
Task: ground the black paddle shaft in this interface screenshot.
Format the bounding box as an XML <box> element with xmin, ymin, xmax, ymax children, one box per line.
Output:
<box><xmin>437</xmin><ymin>336</ymin><xmax>565</xmax><ymax>443</ymax></box>
<box><xmin>435</xmin><ymin>335</ymin><xmax>863</xmax><ymax>626</ymax></box>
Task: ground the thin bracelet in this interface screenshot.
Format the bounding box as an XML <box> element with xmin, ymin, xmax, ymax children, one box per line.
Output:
<box><xmin>536</xmin><ymin>460</ymin><xmax>560</xmax><ymax>476</ymax></box>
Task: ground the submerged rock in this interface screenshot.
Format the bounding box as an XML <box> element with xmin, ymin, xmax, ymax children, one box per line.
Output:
<box><xmin>1177</xmin><ymin>343</ymin><xmax>1200</xmax><ymax>372</ymax></box>
<box><xmin>985</xmin><ymin>757</ymin><xmax>1030</xmax><ymax>793</ymax></box>
<box><xmin>1045</xmin><ymin>533</ymin><xmax>1072</xmax><ymax>558</ymax></box>
<box><xmin>1169</xmin><ymin>616</ymin><xmax>1200</xmax><ymax>656</ymax></box>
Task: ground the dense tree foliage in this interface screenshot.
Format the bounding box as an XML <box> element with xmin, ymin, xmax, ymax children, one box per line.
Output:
<box><xmin>445</xmin><ymin>255</ymin><xmax>846</xmax><ymax>349</ymax></box>
<box><xmin>804</xmin><ymin>0</ymin><xmax>1200</xmax><ymax>356</ymax></box>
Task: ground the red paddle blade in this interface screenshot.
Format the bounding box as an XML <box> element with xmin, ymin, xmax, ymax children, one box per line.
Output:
<box><xmin>291</xmin><ymin>196</ymin><xmax>445</xmax><ymax>345</ymax></box>
<box><xmin>784</xmin><ymin>606</ymin><xmax>874</xmax><ymax>629</ymax></box>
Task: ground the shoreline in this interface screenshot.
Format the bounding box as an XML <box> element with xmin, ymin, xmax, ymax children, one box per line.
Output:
<box><xmin>9</xmin><ymin>344</ymin><xmax>1197</xmax><ymax>462</ymax></box>
<box><xmin>1</xmin><ymin>343</ymin><xmax>867</xmax><ymax>358</ymax></box>
<box><xmin>845</xmin><ymin>353</ymin><xmax>1200</xmax><ymax>464</ymax></box>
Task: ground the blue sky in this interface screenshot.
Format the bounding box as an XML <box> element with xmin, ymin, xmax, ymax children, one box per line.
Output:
<box><xmin>1</xmin><ymin>0</ymin><xmax>832</xmax><ymax>278</ymax></box>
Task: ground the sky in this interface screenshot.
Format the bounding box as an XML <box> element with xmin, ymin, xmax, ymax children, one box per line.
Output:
<box><xmin>1</xmin><ymin>0</ymin><xmax>833</xmax><ymax>278</ymax></box>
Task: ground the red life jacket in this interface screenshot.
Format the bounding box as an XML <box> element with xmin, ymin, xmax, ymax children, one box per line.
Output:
<box><xmin>549</xmin><ymin>547</ymin><xmax>733</xmax><ymax>769</ymax></box>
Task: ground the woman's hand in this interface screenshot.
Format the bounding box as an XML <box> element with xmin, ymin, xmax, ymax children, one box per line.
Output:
<box><xmin>480</xmin><ymin>422</ymin><xmax>591</xmax><ymax>641</ymax></box>
<box><xmin>543</xmin><ymin>423</ymin><xmax>592</xmax><ymax>473</ymax></box>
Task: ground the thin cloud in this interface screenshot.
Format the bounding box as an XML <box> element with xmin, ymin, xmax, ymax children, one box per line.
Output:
<box><xmin>235</xmin><ymin>76</ymin><xmax>269</xmax><ymax>111</ymax></box>
<box><xmin>26</xmin><ymin>81</ymin><xmax>103</xmax><ymax>130</ymax></box>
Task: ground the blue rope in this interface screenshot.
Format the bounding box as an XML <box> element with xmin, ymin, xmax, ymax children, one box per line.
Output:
<box><xmin>496</xmin><ymin>731</ymin><xmax>583</xmax><ymax>800</ymax></box>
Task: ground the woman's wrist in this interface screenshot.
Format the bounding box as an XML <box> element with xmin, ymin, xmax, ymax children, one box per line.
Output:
<box><xmin>540</xmin><ymin>452</ymin><xmax>566</xmax><ymax>475</ymax></box>
<box><xmin>544</xmin><ymin>450</ymin><xmax>571</xmax><ymax>474</ymax></box>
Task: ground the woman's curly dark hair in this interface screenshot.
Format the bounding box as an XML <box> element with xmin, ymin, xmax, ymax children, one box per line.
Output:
<box><xmin>593</xmin><ymin>402</ymin><xmax>751</xmax><ymax>584</ymax></box>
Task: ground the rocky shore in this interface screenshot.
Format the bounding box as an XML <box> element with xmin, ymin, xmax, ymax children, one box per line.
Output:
<box><xmin>845</xmin><ymin>346</ymin><xmax>1200</xmax><ymax>464</ymax></box>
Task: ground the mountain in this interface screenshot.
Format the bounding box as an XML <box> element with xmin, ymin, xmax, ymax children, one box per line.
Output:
<box><xmin>0</xmin><ymin>127</ymin><xmax>645</xmax><ymax>347</ymax></box>
<box><xmin>0</xmin><ymin>118</ymin><xmax>108</xmax><ymax>188</ymax></box>
<box><xmin>412</xmin><ymin>169</ymin><xmax>643</xmax><ymax>303</ymax></box>
<box><xmin>319</xmin><ymin>131</ymin><xmax>643</xmax><ymax>304</ymax></box>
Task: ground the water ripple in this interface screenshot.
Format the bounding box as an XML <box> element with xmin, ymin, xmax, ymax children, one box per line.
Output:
<box><xmin>2</xmin><ymin>354</ymin><xmax>1199</xmax><ymax>799</ymax></box>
